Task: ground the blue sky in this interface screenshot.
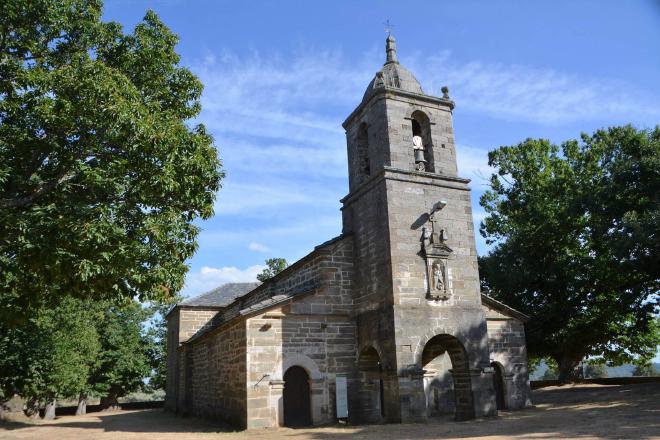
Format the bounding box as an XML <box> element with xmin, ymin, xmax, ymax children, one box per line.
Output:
<box><xmin>103</xmin><ymin>0</ymin><xmax>660</xmax><ymax>298</ymax></box>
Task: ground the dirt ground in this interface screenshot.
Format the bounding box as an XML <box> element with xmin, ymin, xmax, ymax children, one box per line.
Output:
<box><xmin>1</xmin><ymin>383</ymin><xmax>658</xmax><ymax>440</ymax></box>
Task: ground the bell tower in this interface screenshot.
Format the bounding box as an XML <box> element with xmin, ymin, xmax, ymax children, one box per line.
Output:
<box><xmin>342</xmin><ymin>35</ymin><xmax>497</xmax><ymax>423</ymax></box>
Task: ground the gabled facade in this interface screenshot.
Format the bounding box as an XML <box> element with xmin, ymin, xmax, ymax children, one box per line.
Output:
<box><xmin>165</xmin><ymin>36</ymin><xmax>532</xmax><ymax>429</ymax></box>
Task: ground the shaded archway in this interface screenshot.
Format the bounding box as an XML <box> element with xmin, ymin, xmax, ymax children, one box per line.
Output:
<box><xmin>283</xmin><ymin>366</ymin><xmax>311</xmax><ymax>427</ymax></box>
<box><xmin>491</xmin><ymin>362</ymin><xmax>506</xmax><ymax>410</ymax></box>
<box><xmin>357</xmin><ymin>346</ymin><xmax>384</xmax><ymax>422</ymax></box>
<box><xmin>421</xmin><ymin>334</ymin><xmax>474</xmax><ymax>421</ymax></box>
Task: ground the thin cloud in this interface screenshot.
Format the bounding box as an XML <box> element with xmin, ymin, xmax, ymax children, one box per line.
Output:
<box><xmin>182</xmin><ymin>264</ymin><xmax>264</xmax><ymax>297</ymax></box>
<box><xmin>248</xmin><ymin>241</ymin><xmax>271</xmax><ymax>253</ymax></box>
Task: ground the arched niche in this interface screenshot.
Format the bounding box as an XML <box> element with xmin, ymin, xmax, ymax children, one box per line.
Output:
<box><xmin>410</xmin><ymin>110</ymin><xmax>434</xmax><ymax>172</ymax></box>
<box><xmin>357</xmin><ymin>346</ymin><xmax>385</xmax><ymax>422</ymax></box>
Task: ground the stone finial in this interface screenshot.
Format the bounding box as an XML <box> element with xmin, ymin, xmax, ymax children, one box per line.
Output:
<box><xmin>385</xmin><ymin>34</ymin><xmax>398</xmax><ymax>64</ymax></box>
<box><xmin>441</xmin><ymin>86</ymin><xmax>450</xmax><ymax>99</ymax></box>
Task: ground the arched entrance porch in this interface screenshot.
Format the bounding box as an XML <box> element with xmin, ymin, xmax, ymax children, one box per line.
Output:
<box><xmin>421</xmin><ymin>334</ymin><xmax>475</xmax><ymax>421</ymax></box>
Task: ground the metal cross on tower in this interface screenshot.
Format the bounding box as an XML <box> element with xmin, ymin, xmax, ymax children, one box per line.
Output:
<box><xmin>383</xmin><ymin>19</ymin><xmax>395</xmax><ymax>36</ymax></box>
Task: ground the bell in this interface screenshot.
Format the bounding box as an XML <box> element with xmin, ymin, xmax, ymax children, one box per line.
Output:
<box><xmin>414</xmin><ymin>149</ymin><xmax>427</xmax><ymax>163</ymax></box>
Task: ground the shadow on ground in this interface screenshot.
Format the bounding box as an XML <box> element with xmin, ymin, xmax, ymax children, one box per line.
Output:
<box><xmin>1</xmin><ymin>383</ymin><xmax>658</xmax><ymax>439</ymax></box>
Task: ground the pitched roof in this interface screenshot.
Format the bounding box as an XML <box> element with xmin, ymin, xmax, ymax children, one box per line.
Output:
<box><xmin>481</xmin><ymin>293</ymin><xmax>531</xmax><ymax>322</ymax></box>
<box><xmin>180</xmin><ymin>282</ymin><xmax>260</xmax><ymax>308</ymax></box>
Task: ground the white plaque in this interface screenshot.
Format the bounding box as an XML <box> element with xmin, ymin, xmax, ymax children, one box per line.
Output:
<box><xmin>335</xmin><ymin>375</ymin><xmax>348</xmax><ymax>418</ymax></box>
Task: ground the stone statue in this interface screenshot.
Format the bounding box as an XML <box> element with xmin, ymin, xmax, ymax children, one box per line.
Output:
<box><xmin>432</xmin><ymin>261</ymin><xmax>445</xmax><ymax>292</ymax></box>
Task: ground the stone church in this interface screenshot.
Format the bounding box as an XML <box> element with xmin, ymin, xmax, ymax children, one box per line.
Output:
<box><xmin>165</xmin><ymin>35</ymin><xmax>532</xmax><ymax>429</ymax></box>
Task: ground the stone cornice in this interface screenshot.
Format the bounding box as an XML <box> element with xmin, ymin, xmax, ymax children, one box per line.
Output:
<box><xmin>341</xmin><ymin>166</ymin><xmax>471</xmax><ymax>209</ymax></box>
<box><xmin>343</xmin><ymin>86</ymin><xmax>455</xmax><ymax>129</ymax></box>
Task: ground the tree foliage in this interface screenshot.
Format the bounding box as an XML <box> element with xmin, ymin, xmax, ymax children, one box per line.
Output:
<box><xmin>89</xmin><ymin>301</ymin><xmax>153</xmax><ymax>410</ymax></box>
<box><xmin>257</xmin><ymin>257</ymin><xmax>288</xmax><ymax>282</ymax></box>
<box><xmin>0</xmin><ymin>297</ymin><xmax>100</xmax><ymax>412</ymax></box>
<box><xmin>479</xmin><ymin>126</ymin><xmax>660</xmax><ymax>382</ymax></box>
<box><xmin>145</xmin><ymin>297</ymin><xmax>180</xmax><ymax>392</ymax></box>
<box><xmin>0</xmin><ymin>0</ymin><xmax>222</xmax><ymax>319</ymax></box>
<box><xmin>584</xmin><ymin>362</ymin><xmax>608</xmax><ymax>379</ymax></box>
<box><xmin>632</xmin><ymin>363</ymin><xmax>658</xmax><ymax>377</ymax></box>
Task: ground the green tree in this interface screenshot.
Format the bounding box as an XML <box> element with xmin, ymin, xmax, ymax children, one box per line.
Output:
<box><xmin>257</xmin><ymin>258</ymin><xmax>289</xmax><ymax>282</ymax></box>
<box><xmin>145</xmin><ymin>296</ymin><xmax>180</xmax><ymax>392</ymax></box>
<box><xmin>0</xmin><ymin>1</ymin><xmax>222</xmax><ymax>320</ymax></box>
<box><xmin>632</xmin><ymin>363</ymin><xmax>658</xmax><ymax>377</ymax></box>
<box><xmin>584</xmin><ymin>363</ymin><xmax>608</xmax><ymax>379</ymax></box>
<box><xmin>89</xmin><ymin>300</ymin><xmax>153</xmax><ymax>410</ymax></box>
<box><xmin>479</xmin><ymin>126</ymin><xmax>660</xmax><ymax>383</ymax></box>
<box><xmin>0</xmin><ymin>297</ymin><xmax>100</xmax><ymax>418</ymax></box>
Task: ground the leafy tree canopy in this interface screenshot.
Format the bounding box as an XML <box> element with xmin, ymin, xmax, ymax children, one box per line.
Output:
<box><xmin>89</xmin><ymin>300</ymin><xmax>153</xmax><ymax>410</ymax></box>
<box><xmin>0</xmin><ymin>0</ymin><xmax>222</xmax><ymax>319</ymax></box>
<box><xmin>632</xmin><ymin>363</ymin><xmax>658</xmax><ymax>377</ymax></box>
<box><xmin>479</xmin><ymin>125</ymin><xmax>660</xmax><ymax>382</ymax></box>
<box><xmin>0</xmin><ymin>297</ymin><xmax>100</xmax><ymax>406</ymax></box>
<box><xmin>257</xmin><ymin>257</ymin><xmax>288</xmax><ymax>282</ymax></box>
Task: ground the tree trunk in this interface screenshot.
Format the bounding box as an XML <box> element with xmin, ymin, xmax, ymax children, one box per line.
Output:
<box><xmin>23</xmin><ymin>396</ymin><xmax>40</xmax><ymax>419</ymax></box>
<box><xmin>557</xmin><ymin>356</ymin><xmax>582</xmax><ymax>383</ymax></box>
<box><xmin>99</xmin><ymin>394</ymin><xmax>120</xmax><ymax>411</ymax></box>
<box><xmin>43</xmin><ymin>396</ymin><xmax>56</xmax><ymax>420</ymax></box>
<box><xmin>75</xmin><ymin>393</ymin><xmax>88</xmax><ymax>416</ymax></box>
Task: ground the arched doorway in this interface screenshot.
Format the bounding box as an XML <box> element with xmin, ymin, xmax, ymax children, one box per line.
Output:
<box><xmin>357</xmin><ymin>346</ymin><xmax>385</xmax><ymax>422</ymax></box>
<box><xmin>283</xmin><ymin>366</ymin><xmax>311</xmax><ymax>427</ymax></box>
<box><xmin>491</xmin><ymin>362</ymin><xmax>506</xmax><ymax>410</ymax></box>
<box><xmin>421</xmin><ymin>334</ymin><xmax>474</xmax><ymax>421</ymax></box>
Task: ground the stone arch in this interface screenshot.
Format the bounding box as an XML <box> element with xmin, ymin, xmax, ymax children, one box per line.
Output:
<box><xmin>270</xmin><ymin>353</ymin><xmax>322</xmax><ymax>381</ymax></box>
<box><xmin>357</xmin><ymin>346</ymin><xmax>385</xmax><ymax>422</ymax></box>
<box><xmin>410</xmin><ymin>110</ymin><xmax>434</xmax><ymax>172</ymax></box>
<box><xmin>418</xmin><ymin>332</ymin><xmax>475</xmax><ymax>421</ymax></box>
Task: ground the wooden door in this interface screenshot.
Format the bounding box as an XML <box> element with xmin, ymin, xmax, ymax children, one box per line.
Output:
<box><xmin>283</xmin><ymin>366</ymin><xmax>311</xmax><ymax>427</ymax></box>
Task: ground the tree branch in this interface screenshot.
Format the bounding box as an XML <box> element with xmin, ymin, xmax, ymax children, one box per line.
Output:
<box><xmin>0</xmin><ymin>172</ymin><xmax>76</xmax><ymax>209</ymax></box>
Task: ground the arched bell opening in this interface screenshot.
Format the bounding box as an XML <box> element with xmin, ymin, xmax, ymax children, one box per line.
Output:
<box><xmin>410</xmin><ymin>110</ymin><xmax>434</xmax><ymax>172</ymax></box>
<box><xmin>283</xmin><ymin>366</ymin><xmax>312</xmax><ymax>427</ymax></box>
<box><xmin>491</xmin><ymin>361</ymin><xmax>506</xmax><ymax>410</ymax></box>
<box><xmin>357</xmin><ymin>346</ymin><xmax>385</xmax><ymax>423</ymax></box>
<box><xmin>421</xmin><ymin>334</ymin><xmax>475</xmax><ymax>421</ymax></box>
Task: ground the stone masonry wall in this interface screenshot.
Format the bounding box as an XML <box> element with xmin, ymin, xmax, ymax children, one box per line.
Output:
<box><xmin>179</xmin><ymin>308</ymin><xmax>220</xmax><ymax>342</ymax></box>
<box><xmin>181</xmin><ymin>319</ymin><xmax>248</xmax><ymax>427</ymax></box>
<box><xmin>165</xmin><ymin>310</ymin><xmax>180</xmax><ymax>411</ymax></box>
<box><xmin>483</xmin><ymin>304</ymin><xmax>532</xmax><ymax>410</ymax></box>
<box><xmin>244</xmin><ymin>236</ymin><xmax>356</xmax><ymax>428</ymax></box>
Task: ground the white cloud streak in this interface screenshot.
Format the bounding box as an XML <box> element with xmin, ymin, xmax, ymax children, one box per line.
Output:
<box><xmin>248</xmin><ymin>241</ymin><xmax>271</xmax><ymax>253</ymax></box>
<box><xmin>182</xmin><ymin>265</ymin><xmax>264</xmax><ymax>298</ymax></box>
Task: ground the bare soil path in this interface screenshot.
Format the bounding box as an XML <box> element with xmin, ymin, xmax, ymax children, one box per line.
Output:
<box><xmin>1</xmin><ymin>383</ymin><xmax>658</xmax><ymax>440</ymax></box>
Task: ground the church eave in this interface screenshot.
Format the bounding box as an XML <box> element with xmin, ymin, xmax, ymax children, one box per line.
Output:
<box><xmin>481</xmin><ymin>293</ymin><xmax>531</xmax><ymax>322</ymax></box>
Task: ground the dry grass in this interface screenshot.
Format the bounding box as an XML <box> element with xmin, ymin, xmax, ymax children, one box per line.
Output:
<box><xmin>1</xmin><ymin>383</ymin><xmax>658</xmax><ymax>440</ymax></box>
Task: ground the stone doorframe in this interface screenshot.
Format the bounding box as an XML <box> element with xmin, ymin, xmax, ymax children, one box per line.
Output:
<box><xmin>269</xmin><ymin>354</ymin><xmax>325</xmax><ymax>426</ymax></box>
